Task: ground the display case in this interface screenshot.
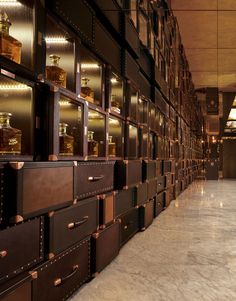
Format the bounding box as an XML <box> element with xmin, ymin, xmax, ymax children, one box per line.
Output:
<box><xmin>138</xmin><ymin>11</ymin><xmax>148</xmax><ymax>48</ymax></box>
<box><xmin>108</xmin><ymin>116</ymin><xmax>124</xmax><ymax>159</ymax></box>
<box><xmin>149</xmin><ymin>101</ymin><xmax>156</xmax><ymax>131</ymax></box>
<box><xmin>149</xmin><ymin>132</ymin><xmax>157</xmax><ymax>160</ymax></box>
<box><xmin>126</xmin><ymin>82</ymin><xmax>139</xmax><ymax>123</ymax></box>
<box><xmin>0</xmin><ymin>72</ymin><xmax>34</xmax><ymax>161</ymax></box>
<box><xmin>80</xmin><ymin>46</ymin><xmax>104</xmax><ymax>108</ymax></box>
<box><xmin>139</xmin><ymin>125</ymin><xmax>148</xmax><ymax>159</ymax></box>
<box><xmin>138</xmin><ymin>96</ymin><xmax>148</xmax><ymax>125</ymax></box>
<box><xmin>45</xmin><ymin>15</ymin><xmax>77</xmax><ymax>92</ymax></box>
<box><xmin>39</xmin><ymin>86</ymin><xmax>85</xmax><ymax>161</ymax></box>
<box><xmin>125</xmin><ymin>122</ymin><xmax>139</xmax><ymax>159</ymax></box>
<box><xmin>87</xmin><ymin>108</ymin><xmax>106</xmax><ymax>158</ymax></box>
<box><xmin>107</xmin><ymin>70</ymin><xmax>125</xmax><ymax>117</ymax></box>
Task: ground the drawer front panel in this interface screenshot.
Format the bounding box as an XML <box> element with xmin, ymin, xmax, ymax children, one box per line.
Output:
<box><xmin>48</xmin><ymin>197</ymin><xmax>98</xmax><ymax>255</ymax></box>
<box><xmin>147</xmin><ymin>179</ymin><xmax>157</xmax><ymax>199</ymax></box>
<box><xmin>142</xmin><ymin>161</ymin><xmax>157</xmax><ymax>181</ymax></box>
<box><xmin>115</xmin><ymin>160</ymin><xmax>142</xmax><ymax>189</ymax></box>
<box><xmin>155</xmin><ymin>192</ymin><xmax>164</xmax><ymax>217</ymax></box>
<box><xmin>163</xmin><ymin>160</ymin><xmax>172</xmax><ymax>174</ymax></box>
<box><xmin>165</xmin><ymin>173</ymin><xmax>172</xmax><ymax>188</ymax></box>
<box><xmin>0</xmin><ymin>280</ymin><xmax>31</xmax><ymax>301</ymax></box>
<box><xmin>120</xmin><ymin>208</ymin><xmax>139</xmax><ymax>246</ymax></box>
<box><xmin>140</xmin><ymin>200</ymin><xmax>154</xmax><ymax>230</ymax></box>
<box><xmin>0</xmin><ymin>218</ymin><xmax>44</xmax><ymax>283</ymax></box>
<box><xmin>156</xmin><ymin>176</ymin><xmax>165</xmax><ymax>194</ymax></box>
<box><xmin>76</xmin><ymin>162</ymin><xmax>114</xmax><ymax>199</ymax></box>
<box><xmin>134</xmin><ymin>182</ymin><xmax>148</xmax><ymax>206</ymax></box>
<box><xmin>114</xmin><ymin>188</ymin><xmax>134</xmax><ymax>217</ymax></box>
<box><xmin>92</xmin><ymin>221</ymin><xmax>120</xmax><ymax>274</ymax></box>
<box><xmin>99</xmin><ymin>193</ymin><xmax>115</xmax><ymax>227</ymax></box>
<box><xmin>34</xmin><ymin>238</ymin><xmax>90</xmax><ymax>301</ymax></box>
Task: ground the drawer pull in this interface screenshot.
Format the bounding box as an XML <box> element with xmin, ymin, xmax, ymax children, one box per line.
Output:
<box><xmin>158</xmin><ymin>183</ymin><xmax>162</xmax><ymax>186</ymax></box>
<box><xmin>0</xmin><ymin>250</ymin><xmax>7</xmax><ymax>258</ymax></box>
<box><xmin>54</xmin><ymin>264</ymin><xmax>79</xmax><ymax>287</ymax></box>
<box><xmin>88</xmin><ymin>175</ymin><xmax>104</xmax><ymax>182</ymax></box>
<box><xmin>68</xmin><ymin>216</ymin><xmax>89</xmax><ymax>229</ymax></box>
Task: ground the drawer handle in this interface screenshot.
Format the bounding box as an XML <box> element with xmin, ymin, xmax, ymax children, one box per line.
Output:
<box><xmin>68</xmin><ymin>216</ymin><xmax>89</xmax><ymax>229</ymax></box>
<box><xmin>158</xmin><ymin>183</ymin><xmax>162</xmax><ymax>186</ymax></box>
<box><xmin>0</xmin><ymin>250</ymin><xmax>7</xmax><ymax>258</ymax></box>
<box><xmin>157</xmin><ymin>202</ymin><xmax>161</xmax><ymax>206</ymax></box>
<box><xmin>88</xmin><ymin>175</ymin><xmax>104</xmax><ymax>182</ymax></box>
<box><xmin>54</xmin><ymin>265</ymin><xmax>79</xmax><ymax>287</ymax></box>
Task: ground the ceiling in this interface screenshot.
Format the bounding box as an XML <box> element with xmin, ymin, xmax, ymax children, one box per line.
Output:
<box><xmin>171</xmin><ymin>0</ymin><xmax>236</xmax><ymax>92</ymax></box>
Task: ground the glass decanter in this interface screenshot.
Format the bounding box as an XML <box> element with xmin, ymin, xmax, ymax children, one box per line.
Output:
<box><xmin>88</xmin><ymin>130</ymin><xmax>98</xmax><ymax>157</ymax></box>
<box><xmin>81</xmin><ymin>77</ymin><xmax>94</xmax><ymax>103</ymax></box>
<box><xmin>59</xmin><ymin>123</ymin><xmax>74</xmax><ymax>156</ymax></box>
<box><xmin>0</xmin><ymin>112</ymin><xmax>21</xmax><ymax>155</ymax></box>
<box><xmin>46</xmin><ymin>54</ymin><xmax>67</xmax><ymax>87</ymax></box>
<box><xmin>108</xmin><ymin>135</ymin><xmax>116</xmax><ymax>157</ymax></box>
<box><xmin>111</xmin><ymin>94</ymin><xmax>121</xmax><ymax>114</ymax></box>
<box><xmin>0</xmin><ymin>11</ymin><xmax>22</xmax><ymax>64</ymax></box>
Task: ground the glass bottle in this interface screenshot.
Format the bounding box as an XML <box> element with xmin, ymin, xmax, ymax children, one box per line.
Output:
<box><xmin>108</xmin><ymin>135</ymin><xmax>116</xmax><ymax>157</ymax></box>
<box><xmin>46</xmin><ymin>54</ymin><xmax>67</xmax><ymax>87</ymax></box>
<box><xmin>81</xmin><ymin>77</ymin><xmax>94</xmax><ymax>103</ymax></box>
<box><xmin>111</xmin><ymin>94</ymin><xmax>121</xmax><ymax>114</ymax></box>
<box><xmin>59</xmin><ymin>123</ymin><xmax>74</xmax><ymax>156</ymax></box>
<box><xmin>0</xmin><ymin>11</ymin><xmax>22</xmax><ymax>64</ymax></box>
<box><xmin>0</xmin><ymin>112</ymin><xmax>21</xmax><ymax>155</ymax></box>
<box><xmin>88</xmin><ymin>130</ymin><xmax>98</xmax><ymax>157</ymax></box>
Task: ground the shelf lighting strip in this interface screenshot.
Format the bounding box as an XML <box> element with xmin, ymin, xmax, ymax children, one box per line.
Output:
<box><xmin>0</xmin><ymin>84</ymin><xmax>30</xmax><ymax>90</ymax></box>
<box><xmin>0</xmin><ymin>0</ymin><xmax>21</xmax><ymax>6</ymax></box>
<box><xmin>45</xmin><ymin>37</ymin><xmax>68</xmax><ymax>44</ymax></box>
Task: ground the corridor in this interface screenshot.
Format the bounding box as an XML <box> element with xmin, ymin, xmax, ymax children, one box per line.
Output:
<box><xmin>71</xmin><ymin>180</ymin><xmax>236</xmax><ymax>301</ymax></box>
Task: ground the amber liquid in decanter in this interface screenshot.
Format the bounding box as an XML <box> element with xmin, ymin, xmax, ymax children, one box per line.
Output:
<box><xmin>0</xmin><ymin>11</ymin><xmax>22</xmax><ymax>64</ymax></box>
<box><xmin>0</xmin><ymin>112</ymin><xmax>21</xmax><ymax>155</ymax></box>
<box><xmin>108</xmin><ymin>135</ymin><xmax>116</xmax><ymax>157</ymax></box>
<box><xmin>46</xmin><ymin>54</ymin><xmax>67</xmax><ymax>87</ymax></box>
<box><xmin>59</xmin><ymin>123</ymin><xmax>74</xmax><ymax>156</ymax></box>
<box><xmin>81</xmin><ymin>77</ymin><xmax>95</xmax><ymax>103</ymax></box>
<box><xmin>88</xmin><ymin>130</ymin><xmax>98</xmax><ymax>157</ymax></box>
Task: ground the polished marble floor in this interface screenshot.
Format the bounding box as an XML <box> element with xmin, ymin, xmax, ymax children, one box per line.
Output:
<box><xmin>71</xmin><ymin>180</ymin><xmax>236</xmax><ymax>301</ymax></box>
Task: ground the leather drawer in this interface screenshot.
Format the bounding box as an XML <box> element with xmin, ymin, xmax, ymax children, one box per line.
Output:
<box><xmin>163</xmin><ymin>160</ymin><xmax>172</xmax><ymax>174</ymax></box>
<box><xmin>154</xmin><ymin>192</ymin><xmax>164</xmax><ymax>217</ymax></box>
<box><xmin>99</xmin><ymin>192</ymin><xmax>115</xmax><ymax>228</ymax></box>
<box><xmin>4</xmin><ymin>162</ymin><xmax>75</xmax><ymax>223</ymax></box>
<box><xmin>134</xmin><ymin>182</ymin><xmax>148</xmax><ymax>206</ymax></box>
<box><xmin>142</xmin><ymin>160</ymin><xmax>157</xmax><ymax>181</ymax></box>
<box><xmin>0</xmin><ymin>218</ymin><xmax>44</xmax><ymax>284</ymax></box>
<box><xmin>114</xmin><ymin>160</ymin><xmax>142</xmax><ymax>189</ymax></box>
<box><xmin>120</xmin><ymin>208</ymin><xmax>139</xmax><ymax>246</ymax></box>
<box><xmin>147</xmin><ymin>179</ymin><xmax>157</xmax><ymax>199</ymax></box>
<box><xmin>156</xmin><ymin>176</ymin><xmax>165</xmax><ymax>194</ymax></box>
<box><xmin>46</xmin><ymin>197</ymin><xmax>98</xmax><ymax>256</ymax></box>
<box><xmin>139</xmin><ymin>200</ymin><xmax>154</xmax><ymax>231</ymax></box>
<box><xmin>164</xmin><ymin>190</ymin><xmax>170</xmax><ymax>208</ymax></box>
<box><xmin>114</xmin><ymin>188</ymin><xmax>135</xmax><ymax>217</ymax></box>
<box><xmin>165</xmin><ymin>173</ymin><xmax>172</xmax><ymax>188</ymax></box>
<box><xmin>0</xmin><ymin>273</ymin><xmax>33</xmax><ymax>301</ymax></box>
<box><xmin>91</xmin><ymin>221</ymin><xmax>120</xmax><ymax>275</ymax></box>
<box><xmin>33</xmin><ymin>237</ymin><xmax>90</xmax><ymax>301</ymax></box>
<box><xmin>75</xmin><ymin>162</ymin><xmax>114</xmax><ymax>200</ymax></box>
<box><xmin>156</xmin><ymin>159</ymin><xmax>163</xmax><ymax>177</ymax></box>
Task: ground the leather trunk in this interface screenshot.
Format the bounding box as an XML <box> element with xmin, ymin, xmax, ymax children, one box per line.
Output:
<box><xmin>99</xmin><ymin>192</ymin><xmax>115</xmax><ymax>229</ymax></box>
<box><xmin>154</xmin><ymin>192</ymin><xmax>164</xmax><ymax>217</ymax></box>
<box><xmin>46</xmin><ymin>197</ymin><xmax>99</xmax><ymax>256</ymax></box>
<box><xmin>142</xmin><ymin>160</ymin><xmax>157</xmax><ymax>182</ymax></box>
<box><xmin>165</xmin><ymin>173</ymin><xmax>172</xmax><ymax>189</ymax></box>
<box><xmin>4</xmin><ymin>162</ymin><xmax>75</xmax><ymax>223</ymax></box>
<box><xmin>0</xmin><ymin>218</ymin><xmax>44</xmax><ymax>284</ymax></box>
<box><xmin>164</xmin><ymin>189</ymin><xmax>171</xmax><ymax>208</ymax></box>
<box><xmin>156</xmin><ymin>176</ymin><xmax>165</xmax><ymax>194</ymax></box>
<box><xmin>119</xmin><ymin>208</ymin><xmax>139</xmax><ymax>246</ymax></box>
<box><xmin>114</xmin><ymin>160</ymin><xmax>142</xmax><ymax>190</ymax></box>
<box><xmin>147</xmin><ymin>179</ymin><xmax>157</xmax><ymax>199</ymax></box>
<box><xmin>32</xmin><ymin>237</ymin><xmax>91</xmax><ymax>301</ymax></box>
<box><xmin>139</xmin><ymin>200</ymin><xmax>154</xmax><ymax>231</ymax></box>
<box><xmin>134</xmin><ymin>182</ymin><xmax>148</xmax><ymax>206</ymax></box>
<box><xmin>114</xmin><ymin>188</ymin><xmax>135</xmax><ymax>218</ymax></box>
<box><xmin>75</xmin><ymin>161</ymin><xmax>114</xmax><ymax>200</ymax></box>
<box><xmin>91</xmin><ymin>221</ymin><xmax>120</xmax><ymax>275</ymax></box>
<box><xmin>163</xmin><ymin>160</ymin><xmax>172</xmax><ymax>174</ymax></box>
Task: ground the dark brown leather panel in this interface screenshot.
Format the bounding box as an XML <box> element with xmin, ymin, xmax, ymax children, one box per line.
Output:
<box><xmin>114</xmin><ymin>188</ymin><xmax>134</xmax><ymax>217</ymax></box>
<box><xmin>1</xmin><ymin>281</ymin><xmax>31</xmax><ymax>301</ymax></box>
<box><xmin>120</xmin><ymin>208</ymin><xmax>139</xmax><ymax>246</ymax></box>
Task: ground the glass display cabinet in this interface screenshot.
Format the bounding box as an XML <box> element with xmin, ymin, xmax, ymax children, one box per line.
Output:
<box><xmin>0</xmin><ymin>72</ymin><xmax>34</xmax><ymax>161</ymax></box>
<box><xmin>87</xmin><ymin>108</ymin><xmax>106</xmax><ymax>158</ymax></box>
<box><xmin>149</xmin><ymin>101</ymin><xmax>156</xmax><ymax>131</ymax></box>
<box><xmin>80</xmin><ymin>46</ymin><xmax>104</xmax><ymax>108</ymax></box>
<box><xmin>107</xmin><ymin>70</ymin><xmax>125</xmax><ymax>117</ymax></box>
<box><xmin>138</xmin><ymin>97</ymin><xmax>148</xmax><ymax>125</ymax></box>
<box><xmin>138</xmin><ymin>11</ymin><xmax>148</xmax><ymax>48</ymax></box>
<box><xmin>108</xmin><ymin>116</ymin><xmax>124</xmax><ymax>159</ymax></box>
<box><xmin>149</xmin><ymin>131</ymin><xmax>157</xmax><ymax>160</ymax></box>
<box><xmin>45</xmin><ymin>15</ymin><xmax>77</xmax><ymax>92</ymax></box>
<box><xmin>126</xmin><ymin>82</ymin><xmax>139</xmax><ymax>123</ymax></box>
<box><xmin>139</xmin><ymin>125</ymin><xmax>148</xmax><ymax>159</ymax></box>
<box><xmin>125</xmin><ymin>122</ymin><xmax>138</xmax><ymax>159</ymax></box>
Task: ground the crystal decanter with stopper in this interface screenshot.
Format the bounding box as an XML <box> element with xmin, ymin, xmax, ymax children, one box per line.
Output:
<box><xmin>81</xmin><ymin>77</ymin><xmax>94</xmax><ymax>103</ymax></box>
<box><xmin>46</xmin><ymin>54</ymin><xmax>67</xmax><ymax>87</ymax></box>
<box><xmin>87</xmin><ymin>130</ymin><xmax>98</xmax><ymax>157</ymax></box>
<box><xmin>0</xmin><ymin>112</ymin><xmax>21</xmax><ymax>155</ymax></box>
<box><xmin>59</xmin><ymin>123</ymin><xmax>74</xmax><ymax>155</ymax></box>
<box><xmin>0</xmin><ymin>10</ymin><xmax>22</xmax><ymax>63</ymax></box>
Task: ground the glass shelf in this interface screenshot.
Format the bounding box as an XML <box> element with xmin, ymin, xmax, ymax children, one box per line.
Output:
<box><xmin>0</xmin><ymin>73</ymin><xmax>33</xmax><ymax>159</ymax></box>
<box><xmin>108</xmin><ymin>116</ymin><xmax>124</xmax><ymax>158</ymax></box>
<box><xmin>87</xmin><ymin>109</ymin><xmax>106</xmax><ymax>158</ymax></box>
<box><xmin>59</xmin><ymin>95</ymin><xmax>83</xmax><ymax>157</ymax></box>
<box><xmin>109</xmin><ymin>72</ymin><xmax>124</xmax><ymax>116</ymax></box>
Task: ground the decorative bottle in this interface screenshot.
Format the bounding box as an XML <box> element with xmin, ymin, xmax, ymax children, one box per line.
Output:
<box><xmin>46</xmin><ymin>54</ymin><xmax>67</xmax><ymax>87</ymax></box>
<box><xmin>0</xmin><ymin>112</ymin><xmax>21</xmax><ymax>155</ymax></box>
<box><xmin>108</xmin><ymin>135</ymin><xmax>116</xmax><ymax>157</ymax></box>
<box><xmin>111</xmin><ymin>94</ymin><xmax>121</xmax><ymax>114</ymax></box>
<box><xmin>0</xmin><ymin>11</ymin><xmax>22</xmax><ymax>64</ymax></box>
<box><xmin>88</xmin><ymin>130</ymin><xmax>98</xmax><ymax>157</ymax></box>
<box><xmin>81</xmin><ymin>77</ymin><xmax>94</xmax><ymax>103</ymax></box>
<box><xmin>59</xmin><ymin>123</ymin><xmax>74</xmax><ymax>155</ymax></box>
